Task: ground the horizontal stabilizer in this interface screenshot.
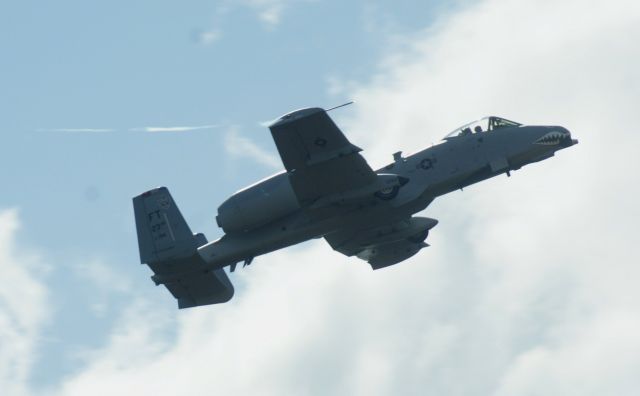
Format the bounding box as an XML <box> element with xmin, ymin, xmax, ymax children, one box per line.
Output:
<box><xmin>133</xmin><ymin>187</ymin><xmax>233</xmax><ymax>308</ymax></box>
<box><xmin>150</xmin><ymin>255</ymin><xmax>234</xmax><ymax>309</ymax></box>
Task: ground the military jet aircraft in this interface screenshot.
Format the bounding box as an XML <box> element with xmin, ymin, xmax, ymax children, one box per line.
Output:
<box><xmin>133</xmin><ymin>106</ymin><xmax>578</xmax><ymax>308</ymax></box>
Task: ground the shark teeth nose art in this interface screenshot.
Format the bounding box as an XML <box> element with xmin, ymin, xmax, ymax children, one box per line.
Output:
<box><xmin>534</xmin><ymin>131</ymin><xmax>569</xmax><ymax>145</ymax></box>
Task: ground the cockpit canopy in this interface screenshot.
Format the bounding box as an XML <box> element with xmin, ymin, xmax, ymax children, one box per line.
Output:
<box><xmin>444</xmin><ymin>116</ymin><xmax>522</xmax><ymax>139</ymax></box>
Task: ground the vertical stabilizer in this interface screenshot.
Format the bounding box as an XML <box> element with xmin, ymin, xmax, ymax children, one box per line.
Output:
<box><xmin>133</xmin><ymin>187</ymin><xmax>234</xmax><ymax>308</ymax></box>
<box><xmin>133</xmin><ymin>187</ymin><xmax>199</xmax><ymax>264</ymax></box>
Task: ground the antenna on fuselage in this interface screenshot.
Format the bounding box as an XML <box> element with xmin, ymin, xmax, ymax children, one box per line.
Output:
<box><xmin>326</xmin><ymin>101</ymin><xmax>354</xmax><ymax>112</ymax></box>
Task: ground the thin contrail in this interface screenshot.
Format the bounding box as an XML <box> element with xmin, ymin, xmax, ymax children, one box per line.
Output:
<box><xmin>129</xmin><ymin>125</ymin><xmax>218</xmax><ymax>133</ymax></box>
<box><xmin>35</xmin><ymin>125</ymin><xmax>219</xmax><ymax>134</ymax></box>
<box><xmin>36</xmin><ymin>128</ymin><xmax>115</xmax><ymax>133</ymax></box>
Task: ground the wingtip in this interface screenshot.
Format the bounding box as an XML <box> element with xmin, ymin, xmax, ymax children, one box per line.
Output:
<box><xmin>269</xmin><ymin>107</ymin><xmax>324</xmax><ymax>128</ymax></box>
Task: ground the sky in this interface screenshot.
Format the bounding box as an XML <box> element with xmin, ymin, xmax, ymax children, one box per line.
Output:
<box><xmin>1</xmin><ymin>0</ymin><xmax>640</xmax><ymax>395</ymax></box>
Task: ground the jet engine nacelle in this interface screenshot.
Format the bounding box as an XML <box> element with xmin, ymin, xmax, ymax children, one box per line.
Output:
<box><xmin>216</xmin><ymin>172</ymin><xmax>300</xmax><ymax>233</ymax></box>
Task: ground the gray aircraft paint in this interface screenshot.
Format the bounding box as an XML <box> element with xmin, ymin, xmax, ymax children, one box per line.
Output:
<box><xmin>133</xmin><ymin>108</ymin><xmax>577</xmax><ymax>308</ymax></box>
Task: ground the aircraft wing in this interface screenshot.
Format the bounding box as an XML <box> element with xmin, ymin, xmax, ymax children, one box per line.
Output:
<box><xmin>269</xmin><ymin>107</ymin><xmax>377</xmax><ymax>205</ymax></box>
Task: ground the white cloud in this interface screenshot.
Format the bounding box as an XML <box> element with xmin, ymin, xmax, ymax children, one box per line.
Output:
<box><xmin>74</xmin><ymin>261</ymin><xmax>132</xmax><ymax>295</ymax></box>
<box><xmin>235</xmin><ymin>0</ymin><xmax>312</xmax><ymax>29</ymax></box>
<box><xmin>0</xmin><ymin>210</ymin><xmax>49</xmax><ymax>396</ymax></box>
<box><xmin>30</xmin><ymin>0</ymin><xmax>640</xmax><ymax>394</ymax></box>
<box><xmin>200</xmin><ymin>0</ymin><xmax>305</xmax><ymax>39</ymax></box>
<box><xmin>194</xmin><ymin>29</ymin><xmax>222</xmax><ymax>46</ymax></box>
<box><xmin>72</xmin><ymin>260</ymin><xmax>134</xmax><ymax>317</ymax></box>
<box><xmin>224</xmin><ymin>126</ymin><xmax>282</xmax><ymax>170</ymax></box>
<box><xmin>242</xmin><ymin>0</ymin><xmax>287</xmax><ymax>28</ymax></box>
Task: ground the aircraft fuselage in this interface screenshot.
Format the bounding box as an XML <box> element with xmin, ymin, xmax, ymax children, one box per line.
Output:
<box><xmin>198</xmin><ymin>123</ymin><xmax>577</xmax><ymax>269</ymax></box>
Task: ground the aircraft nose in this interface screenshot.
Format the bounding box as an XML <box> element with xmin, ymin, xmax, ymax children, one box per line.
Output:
<box><xmin>555</xmin><ymin>126</ymin><xmax>579</xmax><ymax>147</ymax></box>
<box><xmin>534</xmin><ymin>126</ymin><xmax>577</xmax><ymax>147</ymax></box>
